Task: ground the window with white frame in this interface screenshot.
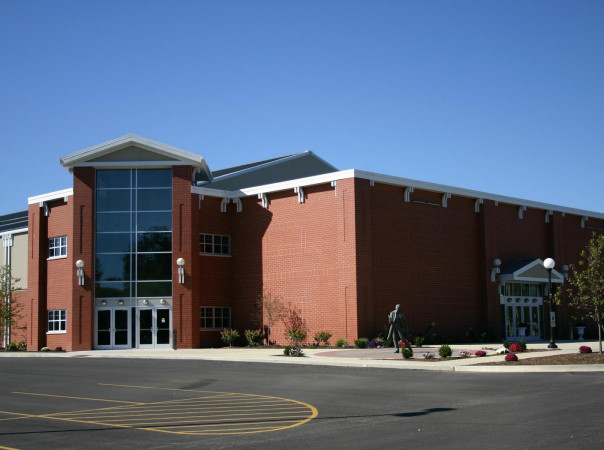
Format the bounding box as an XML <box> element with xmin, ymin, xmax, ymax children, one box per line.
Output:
<box><xmin>48</xmin><ymin>309</ymin><xmax>66</xmax><ymax>333</ymax></box>
<box><xmin>199</xmin><ymin>234</ymin><xmax>230</xmax><ymax>255</ymax></box>
<box><xmin>200</xmin><ymin>307</ymin><xmax>231</xmax><ymax>330</ymax></box>
<box><xmin>48</xmin><ymin>236</ymin><xmax>67</xmax><ymax>258</ymax></box>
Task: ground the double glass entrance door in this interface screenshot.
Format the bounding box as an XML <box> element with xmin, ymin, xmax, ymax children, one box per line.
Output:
<box><xmin>96</xmin><ymin>308</ymin><xmax>130</xmax><ymax>349</ymax></box>
<box><xmin>95</xmin><ymin>306</ymin><xmax>171</xmax><ymax>349</ymax></box>
<box><xmin>137</xmin><ymin>308</ymin><xmax>171</xmax><ymax>348</ymax></box>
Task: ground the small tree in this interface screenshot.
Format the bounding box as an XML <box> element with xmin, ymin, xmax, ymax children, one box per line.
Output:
<box><xmin>255</xmin><ymin>290</ymin><xmax>287</xmax><ymax>345</ymax></box>
<box><xmin>559</xmin><ymin>233</ymin><xmax>604</xmax><ymax>354</ymax></box>
<box><xmin>0</xmin><ymin>265</ymin><xmax>25</xmax><ymax>349</ymax></box>
<box><xmin>284</xmin><ymin>303</ymin><xmax>307</xmax><ymax>347</ymax></box>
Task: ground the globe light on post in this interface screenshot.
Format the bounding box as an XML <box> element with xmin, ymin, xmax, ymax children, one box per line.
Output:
<box><xmin>543</xmin><ymin>257</ymin><xmax>558</xmax><ymax>349</ymax></box>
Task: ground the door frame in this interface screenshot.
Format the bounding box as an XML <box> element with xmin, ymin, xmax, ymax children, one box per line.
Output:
<box><xmin>136</xmin><ymin>305</ymin><xmax>172</xmax><ymax>349</ymax></box>
<box><xmin>94</xmin><ymin>307</ymin><xmax>131</xmax><ymax>349</ymax></box>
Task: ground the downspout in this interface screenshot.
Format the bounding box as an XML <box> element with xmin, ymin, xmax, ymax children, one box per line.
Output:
<box><xmin>2</xmin><ymin>234</ymin><xmax>12</xmax><ymax>348</ymax></box>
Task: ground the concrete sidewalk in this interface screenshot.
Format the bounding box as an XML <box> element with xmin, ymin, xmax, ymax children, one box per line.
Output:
<box><xmin>2</xmin><ymin>340</ymin><xmax>603</xmax><ymax>372</ymax></box>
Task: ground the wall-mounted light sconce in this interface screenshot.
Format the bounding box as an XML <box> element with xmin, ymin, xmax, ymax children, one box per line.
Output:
<box><xmin>562</xmin><ymin>264</ymin><xmax>569</xmax><ymax>279</ymax></box>
<box><xmin>118</xmin><ymin>299</ymin><xmax>124</xmax><ymax>306</ymax></box>
<box><xmin>143</xmin><ymin>299</ymin><xmax>149</xmax><ymax>305</ymax></box>
<box><xmin>490</xmin><ymin>258</ymin><xmax>501</xmax><ymax>282</ymax></box>
<box><xmin>75</xmin><ymin>260</ymin><xmax>85</xmax><ymax>286</ymax></box>
<box><xmin>160</xmin><ymin>299</ymin><xmax>166</xmax><ymax>305</ymax></box>
<box><xmin>100</xmin><ymin>300</ymin><xmax>107</xmax><ymax>306</ymax></box>
<box><xmin>177</xmin><ymin>257</ymin><xmax>185</xmax><ymax>284</ymax></box>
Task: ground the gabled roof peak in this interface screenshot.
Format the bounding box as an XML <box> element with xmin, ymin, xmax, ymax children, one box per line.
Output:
<box><xmin>59</xmin><ymin>134</ymin><xmax>210</xmax><ymax>176</ymax></box>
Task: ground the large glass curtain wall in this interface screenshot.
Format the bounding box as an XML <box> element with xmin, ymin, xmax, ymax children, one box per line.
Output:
<box><xmin>95</xmin><ymin>169</ymin><xmax>172</xmax><ymax>299</ymax></box>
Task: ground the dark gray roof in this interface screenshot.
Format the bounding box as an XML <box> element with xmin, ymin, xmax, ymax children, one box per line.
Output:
<box><xmin>500</xmin><ymin>259</ymin><xmax>535</xmax><ymax>275</ymax></box>
<box><xmin>0</xmin><ymin>210</ymin><xmax>28</xmax><ymax>233</ymax></box>
<box><xmin>199</xmin><ymin>151</ymin><xmax>337</xmax><ymax>190</ymax></box>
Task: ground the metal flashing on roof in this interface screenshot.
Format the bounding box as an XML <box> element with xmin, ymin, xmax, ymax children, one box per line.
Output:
<box><xmin>0</xmin><ymin>211</ymin><xmax>28</xmax><ymax>234</ymax></box>
<box><xmin>59</xmin><ymin>135</ymin><xmax>212</xmax><ymax>179</ymax></box>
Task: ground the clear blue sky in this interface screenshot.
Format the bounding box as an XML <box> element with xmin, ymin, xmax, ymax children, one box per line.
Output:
<box><xmin>1</xmin><ymin>1</ymin><xmax>602</xmax><ymax>216</ymax></box>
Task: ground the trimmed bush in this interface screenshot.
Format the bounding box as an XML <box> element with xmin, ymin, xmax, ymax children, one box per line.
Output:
<box><xmin>313</xmin><ymin>331</ymin><xmax>332</xmax><ymax>346</ymax></box>
<box><xmin>283</xmin><ymin>345</ymin><xmax>293</xmax><ymax>356</ymax></box>
<box><xmin>475</xmin><ymin>350</ymin><xmax>487</xmax><ymax>357</ymax></box>
<box><xmin>579</xmin><ymin>345</ymin><xmax>592</xmax><ymax>354</ymax></box>
<box><xmin>354</xmin><ymin>338</ymin><xmax>369</xmax><ymax>348</ymax></box>
<box><xmin>244</xmin><ymin>329</ymin><xmax>264</xmax><ymax>347</ymax></box>
<box><xmin>401</xmin><ymin>347</ymin><xmax>413</xmax><ymax>359</ymax></box>
<box><xmin>438</xmin><ymin>344</ymin><xmax>452</xmax><ymax>358</ymax></box>
<box><xmin>220</xmin><ymin>329</ymin><xmax>240</xmax><ymax>347</ymax></box>
<box><xmin>336</xmin><ymin>338</ymin><xmax>348</xmax><ymax>348</ymax></box>
<box><xmin>505</xmin><ymin>353</ymin><xmax>518</xmax><ymax>362</ymax></box>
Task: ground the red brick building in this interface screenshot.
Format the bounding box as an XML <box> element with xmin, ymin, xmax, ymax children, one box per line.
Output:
<box><xmin>4</xmin><ymin>134</ymin><xmax>603</xmax><ymax>350</ymax></box>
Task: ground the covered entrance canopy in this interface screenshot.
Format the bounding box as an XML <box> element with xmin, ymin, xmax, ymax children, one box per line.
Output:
<box><xmin>499</xmin><ymin>259</ymin><xmax>565</xmax><ymax>341</ymax></box>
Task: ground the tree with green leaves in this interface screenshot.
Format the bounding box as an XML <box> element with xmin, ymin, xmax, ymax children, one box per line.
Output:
<box><xmin>0</xmin><ymin>265</ymin><xmax>25</xmax><ymax>349</ymax></box>
<box><xmin>558</xmin><ymin>233</ymin><xmax>604</xmax><ymax>354</ymax></box>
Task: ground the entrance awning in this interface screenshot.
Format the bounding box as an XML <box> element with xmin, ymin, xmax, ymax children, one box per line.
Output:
<box><xmin>499</xmin><ymin>259</ymin><xmax>565</xmax><ymax>284</ymax></box>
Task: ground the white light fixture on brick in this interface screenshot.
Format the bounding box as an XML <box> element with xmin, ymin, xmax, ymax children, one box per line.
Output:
<box><xmin>177</xmin><ymin>257</ymin><xmax>185</xmax><ymax>284</ymax></box>
<box><xmin>75</xmin><ymin>260</ymin><xmax>85</xmax><ymax>286</ymax></box>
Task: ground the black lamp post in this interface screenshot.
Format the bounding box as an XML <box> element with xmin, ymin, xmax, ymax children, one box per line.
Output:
<box><xmin>544</xmin><ymin>258</ymin><xmax>558</xmax><ymax>349</ymax></box>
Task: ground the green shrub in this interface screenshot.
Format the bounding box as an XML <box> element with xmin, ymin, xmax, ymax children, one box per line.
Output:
<box><xmin>244</xmin><ymin>329</ymin><xmax>264</xmax><ymax>347</ymax></box>
<box><xmin>438</xmin><ymin>344</ymin><xmax>452</xmax><ymax>358</ymax></box>
<box><xmin>313</xmin><ymin>331</ymin><xmax>332</xmax><ymax>346</ymax></box>
<box><xmin>283</xmin><ymin>345</ymin><xmax>293</xmax><ymax>356</ymax></box>
<box><xmin>6</xmin><ymin>342</ymin><xmax>18</xmax><ymax>352</ymax></box>
<box><xmin>41</xmin><ymin>347</ymin><xmax>51</xmax><ymax>352</ymax></box>
<box><xmin>17</xmin><ymin>341</ymin><xmax>27</xmax><ymax>350</ymax></box>
<box><xmin>220</xmin><ymin>329</ymin><xmax>240</xmax><ymax>347</ymax></box>
<box><xmin>414</xmin><ymin>336</ymin><xmax>425</xmax><ymax>348</ymax></box>
<box><xmin>287</xmin><ymin>329</ymin><xmax>307</xmax><ymax>346</ymax></box>
<box><xmin>517</xmin><ymin>340</ymin><xmax>527</xmax><ymax>351</ymax></box>
<box><xmin>288</xmin><ymin>347</ymin><xmax>304</xmax><ymax>357</ymax></box>
<box><xmin>503</xmin><ymin>340</ymin><xmax>510</xmax><ymax>349</ymax></box>
<box><xmin>336</xmin><ymin>338</ymin><xmax>348</xmax><ymax>348</ymax></box>
<box><xmin>401</xmin><ymin>347</ymin><xmax>413</xmax><ymax>359</ymax></box>
<box><xmin>354</xmin><ymin>338</ymin><xmax>369</xmax><ymax>348</ymax></box>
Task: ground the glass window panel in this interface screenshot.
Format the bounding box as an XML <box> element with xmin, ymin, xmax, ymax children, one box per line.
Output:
<box><xmin>137</xmin><ymin>233</ymin><xmax>172</xmax><ymax>253</ymax></box>
<box><xmin>137</xmin><ymin>253</ymin><xmax>171</xmax><ymax>280</ymax></box>
<box><xmin>97</xmin><ymin>213</ymin><xmax>131</xmax><ymax>232</ymax></box>
<box><xmin>96</xmin><ymin>254</ymin><xmax>130</xmax><ymax>281</ymax></box>
<box><xmin>95</xmin><ymin>282</ymin><xmax>130</xmax><ymax>298</ymax></box>
<box><xmin>137</xmin><ymin>169</ymin><xmax>172</xmax><ymax>188</ymax></box>
<box><xmin>137</xmin><ymin>189</ymin><xmax>172</xmax><ymax>211</ymax></box>
<box><xmin>137</xmin><ymin>281</ymin><xmax>172</xmax><ymax>297</ymax></box>
<box><xmin>97</xmin><ymin>170</ymin><xmax>131</xmax><ymax>189</ymax></box>
<box><xmin>137</xmin><ymin>212</ymin><xmax>172</xmax><ymax>232</ymax></box>
<box><xmin>96</xmin><ymin>189</ymin><xmax>130</xmax><ymax>212</ymax></box>
<box><xmin>96</xmin><ymin>233</ymin><xmax>131</xmax><ymax>253</ymax></box>
<box><xmin>521</xmin><ymin>284</ymin><xmax>529</xmax><ymax>296</ymax></box>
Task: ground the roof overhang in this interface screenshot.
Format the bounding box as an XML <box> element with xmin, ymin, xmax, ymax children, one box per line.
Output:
<box><xmin>59</xmin><ymin>134</ymin><xmax>211</xmax><ymax>178</ymax></box>
<box><xmin>499</xmin><ymin>259</ymin><xmax>565</xmax><ymax>284</ymax></box>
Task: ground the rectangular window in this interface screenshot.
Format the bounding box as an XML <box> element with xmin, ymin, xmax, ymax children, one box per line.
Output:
<box><xmin>48</xmin><ymin>236</ymin><xmax>67</xmax><ymax>258</ymax></box>
<box><xmin>200</xmin><ymin>307</ymin><xmax>231</xmax><ymax>330</ymax></box>
<box><xmin>199</xmin><ymin>234</ymin><xmax>230</xmax><ymax>256</ymax></box>
<box><xmin>48</xmin><ymin>309</ymin><xmax>66</xmax><ymax>333</ymax></box>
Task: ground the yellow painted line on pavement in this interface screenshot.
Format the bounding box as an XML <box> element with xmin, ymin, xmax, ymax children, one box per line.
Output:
<box><xmin>3</xmin><ymin>385</ymin><xmax>318</xmax><ymax>436</ymax></box>
<box><xmin>12</xmin><ymin>392</ymin><xmax>142</xmax><ymax>405</ymax></box>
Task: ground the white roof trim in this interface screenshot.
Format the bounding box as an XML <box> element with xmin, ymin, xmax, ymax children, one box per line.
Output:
<box><xmin>28</xmin><ymin>188</ymin><xmax>73</xmax><ymax>205</ymax></box>
<box><xmin>191</xmin><ymin>169</ymin><xmax>604</xmax><ymax>219</ymax></box>
<box><xmin>499</xmin><ymin>259</ymin><xmax>565</xmax><ymax>284</ymax></box>
<box><xmin>59</xmin><ymin>134</ymin><xmax>211</xmax><ymax>175</ymax></box>
<box><xmin>0</xmin><ymin>227</ymin><xmax>28</xmax><ymax>237</ymax></box>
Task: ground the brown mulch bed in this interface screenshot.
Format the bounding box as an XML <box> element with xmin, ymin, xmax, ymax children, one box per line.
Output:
<box><xmin>475</xmin><ymin>352</ymin><xmax>604</xmax><ymax>366</ymax></box>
